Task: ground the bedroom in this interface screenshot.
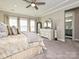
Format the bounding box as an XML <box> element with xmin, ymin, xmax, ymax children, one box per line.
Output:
<box><xmin>0</xmin><ymin>0</ymin><xmax>79</xmax><ymax>59</ymax></box>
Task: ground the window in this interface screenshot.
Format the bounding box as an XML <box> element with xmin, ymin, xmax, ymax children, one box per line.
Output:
<box><xmin>9</xmin><ymin>16</ymin><xmax>17</xmax><ymax>27</ymax></box>
<box><xmin>44</xmin><ymin>21</ymin><xmax>52</xmax><ymax>28</ymax></box>
<box><xmin>48</xmin><ymin>22</ymin><xmax>52</xmax><ymax>28</ymax></box>
<box><xmin>30</xmin><ymin>20</ymin><xmax>36</xmax><ymax>32</ymax></box>
<box><xmin>44</xmin><ymin>22</ymin><xmax>47</xmax><ymax>27</ymax></box>
<box><xmin>20</xmin><ymin>18</ymin><xmax>28</xmax><ymax>32</ymax></box>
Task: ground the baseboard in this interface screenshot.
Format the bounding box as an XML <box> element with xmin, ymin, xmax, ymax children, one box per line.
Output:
<box><xmin>73</xmin><ymin>39</ymin><xmax>79</xmax><ymax>41</ymax></box>
<box><xmin>58</xmin><ymin>39</ymin><xmax>65</xmax><ymax>42</ymax></box>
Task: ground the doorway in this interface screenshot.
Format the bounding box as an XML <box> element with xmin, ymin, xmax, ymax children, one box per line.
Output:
<box><xmin>65</xmin><ymin>11</ymin><xmax>73</xmax><ymax>40</ymax></box>
<box><xmin>65</xmin><ymin>7</ymin><xmax>79</xmax><ymax>41</ymax></box>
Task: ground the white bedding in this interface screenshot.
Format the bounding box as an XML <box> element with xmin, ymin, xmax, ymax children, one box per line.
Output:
<box><xmin>0</xmin><ymin>34</ymin><xmax>28</xmax><ymax>59</ymax></box>
<box><xmin>23</xmin><ymin>32</ymin><xmax>46</xmax><ymax>49</ymax></box>
<box><xmin>0</xmin><ymin>22</ymin><xmax>45</xmax><ymax>59</ymax></box>
<box><xmin>0</xmin><ymin>33</ymin><xmax>45</xmax><ymax>59</ymax></box>
<box><xmin>22</xmin><ymin>32</ymin><xmax>43</xmax><ymax>43</ymax></box>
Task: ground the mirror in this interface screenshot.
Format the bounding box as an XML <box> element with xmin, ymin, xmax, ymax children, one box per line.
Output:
<box><xmin>43</xmin><ymin>19</ymin><xmax>52</xmax><ymax>29</ymax></box>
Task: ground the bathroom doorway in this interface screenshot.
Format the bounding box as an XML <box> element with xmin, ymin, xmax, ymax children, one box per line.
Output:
<box><xmin>65</xmin><ymin>11</ymin><xmax>73</xmax><ymax>40</ymax></box>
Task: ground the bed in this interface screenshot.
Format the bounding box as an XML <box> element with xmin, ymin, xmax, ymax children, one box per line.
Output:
<box><xmin>0</xmin><ymin>22</ymin><xmax>46</xmax><ymax>59</ymax></box>
<box><xmin>0</xmin><ymin>33</ymin><xmax>44</xmax><ymax>59</ymax></box>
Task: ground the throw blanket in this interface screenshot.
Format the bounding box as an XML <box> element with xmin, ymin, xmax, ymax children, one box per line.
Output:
<box><xmin>22</xmin><ymin>32</ymin><xmax>43</xmax><ymax>43</ymax></box>
<box><xmin>23</xmin><ymin>32</ymin><xmax>46</xmax><ymax>50</ymax></box>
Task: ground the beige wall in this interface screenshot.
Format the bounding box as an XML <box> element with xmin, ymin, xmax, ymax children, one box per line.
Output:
<box><xmin>40</xmin><ymin>1</ymin><xmax>79</xmax><ymax>42</ymax></box>
<box><xmin>0</xmin><ymin>10</ymin><xmax>38</xmax><ymax>24</ymax></box>
<box><xmin>0</xmin><ymin>13</ymin><xmax>5</xmax><ymax>23</ymax></box>
<box><xmin>0</xmin><ymin>11</ymin><xmax>38</xmax><ymax>32</ymax></box>
<box><xmin>0</xmin><ymin>11</ymin><xmax>38</xmax><ymax>24</ymax></box>
<box><xmin>40</xmin><ymin>10</ymin><xmax>65</xmax><ymax>42</ymax></box>
<box><xmin>73</xmin><ymin>9</ymin><xmax>79</xmax><ymax>40</ymax></box>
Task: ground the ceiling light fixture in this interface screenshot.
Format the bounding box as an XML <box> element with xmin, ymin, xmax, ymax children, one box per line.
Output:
<box><xmin>31</xmin><ymin>3</ymin><xmax>35</xmax><ymax>7</ymax></box>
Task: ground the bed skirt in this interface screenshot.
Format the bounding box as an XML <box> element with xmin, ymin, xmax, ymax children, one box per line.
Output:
<box><xmin>4</xmin><ymin>46</ymin><xmax>42</xmax><ymax>59</ymax></box>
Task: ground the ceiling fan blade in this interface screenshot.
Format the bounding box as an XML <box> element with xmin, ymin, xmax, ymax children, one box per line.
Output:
<box><xmin>26</xmin><ymin>4</ymin><xmax>31</xmax><ymax>8</ymax></box>
<box><xmin>35</xmin><ymin>6</ymin><xmax>38</xmax><ymax>10</ymax></box>
<box><xmin>23</xmin><ymin>0</ymin><xmax>32</xmax><ymax>3</ymax></box>
<box><xmin>35</xmin><ymin>2</ymin><xmax>45</xmax><ymax>5</ymax></box>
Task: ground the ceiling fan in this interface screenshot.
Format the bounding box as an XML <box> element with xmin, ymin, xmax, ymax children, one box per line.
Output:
<box><xmin>23</xmin><ymin>0</ymin><xmax>45</xmax><ymax>10</ymax></box>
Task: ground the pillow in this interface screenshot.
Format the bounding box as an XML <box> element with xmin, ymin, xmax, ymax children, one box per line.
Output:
<box><xmin>0</xmin><ymin>22</ymin><xmax>8</xmax><ymax>38</ymax></box>
<box><xmin>11</xmin><ymin>26</ymin><xmax>17</xmax><ymax>35</ymax></box>
<box><xmin>17</xmin><ymin>28</ymin><xmax>21</xmax><ymax>34</ymax></box>
<box><xmin>7</xmin><ymin>26</ymin><xmax>12</xmax><ymax>35</ymax></box>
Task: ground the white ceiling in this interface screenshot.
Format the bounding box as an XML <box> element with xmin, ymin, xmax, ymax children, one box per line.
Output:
<box><xmin>0</xmin><ymin>0</ymin><xmax>79</xmax><ymax>17</ymax></box>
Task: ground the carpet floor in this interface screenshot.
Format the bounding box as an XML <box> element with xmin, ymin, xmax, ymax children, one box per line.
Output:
<box><xmin>31</xmin><ymin>39</ymin><xmax>79</xmax><ymax>59</ymax></box>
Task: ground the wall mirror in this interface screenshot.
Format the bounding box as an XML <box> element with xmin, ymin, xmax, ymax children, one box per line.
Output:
<box><xmin>43</xmin><ymin>18</ymin><xmax>52</xmax><ymax>29</ymax></box>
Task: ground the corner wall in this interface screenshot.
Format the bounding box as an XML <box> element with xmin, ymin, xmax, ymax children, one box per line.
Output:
<box><xmin>40</xmin><ymin>10</ymin><xmax>65</xmax><ymax>42</ymax></box>
<box><xmin>0</xmin><ymin>13</ymin><xmax>5</xmax><ymax>23</ymax></box>
<box><xmin>73</xmin><ymin>9</ymin><xmax>79</xmax><ymax>41</ymax></box>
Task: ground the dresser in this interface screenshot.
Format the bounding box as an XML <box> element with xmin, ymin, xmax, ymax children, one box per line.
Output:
<box><xmin>40</xmin><ymin>29</ymin><xmax>53</xmax><ymax>40</ymax></box>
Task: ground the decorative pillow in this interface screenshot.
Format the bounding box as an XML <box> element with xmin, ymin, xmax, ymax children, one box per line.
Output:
<box><xmin>0</xmin><ymin>22</ymin><xmax>8</xmax><ymax>38</ymax></box>
<box><xmin>17</xmin><ymin>28</ymin><xmax>21</xmax><ymax>34</ymax></box>
<box><xmin>7</xmin><ymin>26</ymin><xmax>12</xmax><ymax>35</ymax></box>
<box><xmin>11</xmin><ymin>26</ymin><xmax>17</xmax><ymax>35</ymax></box>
